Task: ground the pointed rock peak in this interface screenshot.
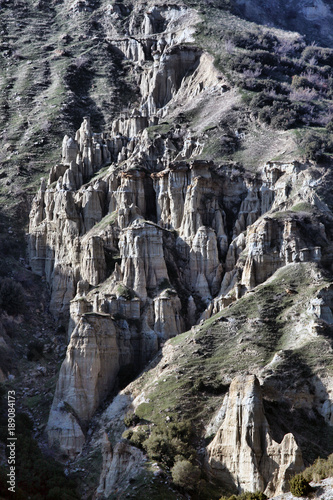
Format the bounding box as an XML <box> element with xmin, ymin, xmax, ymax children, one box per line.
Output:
<box><xmin>207</xmin><ymin>374</ymin><xmax>303</xmax><ymax>496</ymax></box>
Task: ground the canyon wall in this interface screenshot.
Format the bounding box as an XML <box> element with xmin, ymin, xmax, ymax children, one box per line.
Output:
<box><xmin>27</xmin><ymin>2</ymin><xmax>333</xmax><ymax>496</ymax></box>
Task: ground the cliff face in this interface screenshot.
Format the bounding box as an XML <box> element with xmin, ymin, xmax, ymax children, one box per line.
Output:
<box><xmin>29</xmin><ymin>121</ymin><xmax>332</xmax><ymax>458</ymax></box>
<box><xmin>22</xmin><ymin>0</ymin><xmax>333</xmax><ymax>497</ymax></box>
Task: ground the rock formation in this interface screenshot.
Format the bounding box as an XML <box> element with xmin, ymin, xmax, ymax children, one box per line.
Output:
<box><xmin>206</xmin><ymin>375</ymin><xmax>304</xmax><ymax>496</ymax></box>
<box><xmin>25</xmin><ymin>0</ymin><xmax>333</xmax><ymax>487</ymax></box>
<box><xmin>29</xmin><ymin>115</ymin><xmax>331</xmax><ymax>455</ymax></box>
<box><xmin>4</xmin><ymin>0</ymin><xmax>333</xmax><ymax>498</ymax></box>
<box><xmin>96</xmin><ymin>434</ymin><xmax>145</xmax><ymax>498</ymax></box>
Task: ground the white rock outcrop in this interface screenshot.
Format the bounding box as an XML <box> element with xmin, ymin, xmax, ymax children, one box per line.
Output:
<box><xmin>97</xmin><ymin>434</ymin><xmax>145</xmax><ymax>498</ymax></box>
<box><xmin>206</xmin><ymin>375</ymin><xmax>304</xmax><ymax>497</ymax></box>
<box><xmin>47</xmin><ymin>313</ymin><xmax>130</xmax><ymax>456</ymax></box>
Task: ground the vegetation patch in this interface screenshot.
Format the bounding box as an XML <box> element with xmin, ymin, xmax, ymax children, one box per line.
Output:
<box><xmin>289</xmin><ymin>473</ymin><xmax>312</xmax><ymax>497</ymax></box>
<box><xmin>0</xmin><ymin>277</ymin><xmax>26</xmax><ymax>315</ymax></box>
<box><xmin>220</xmin><ymin>493</ymin><xmax>267</xmax><ymax>500</ymax></box>
<box><xmin>73</xmin><ymin>449</ymin><xmax>103</xmax><ymax>498</ymax></box>
<box><xmin>303</xmin><ymin>453</ymin><xmax>333</xmax><ymax>483</ymax></box>
<box><xmin>291</xmin><ymin>202</ymin><xmax>314</xmax><ymax>213</ymax></box>
<box><xmin>146</xmin><ymin>122</ymin><xmax>172</xmax><ymax>138</ymax></box>
<box><xmin>116</xmin><ymin>284</ymin><xmax>135</xmax><ymax>300</ymax></box>
<box><xmin>107</xmin><ymin>466</ymin><xmax>183</xmax><ymax>500</ymax></box>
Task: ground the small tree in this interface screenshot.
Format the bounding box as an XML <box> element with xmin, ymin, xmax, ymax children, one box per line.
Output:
<box><xmin>171</xmin><ymin>459</ymin><xmax>200</xmax><ymax>491</ymax></box>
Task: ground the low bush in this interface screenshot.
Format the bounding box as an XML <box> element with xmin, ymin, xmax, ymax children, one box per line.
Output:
<box><xmin>141</xmin><ymin>420</ymin><xmax>195</xmax><ymax>468</ymax></box>
<box><xmin>123</xmin><ymin>426</ymin><xmax>149</xmax><ymax>449</ymax></box>
<box><xmin>261</xmin><ymin>102</ymin><xmax>297</xmax><ymax>129</ymax></box>
<box><xmin>251</xmin><ymin>94</ymin><xmax>298</xmax><ymax>129</ymax></box>
<box><xmin>246</xmin><ymin>494</ymin><xmax>267</xmax><ymax>500</ymax></box>
<box><xmin>223</xmin><ymin>30</ymin><xmax>278</xmax><ymax>52</ymax></box>
<box><xmin>220</xmin><ymin>492</ymin><xmax>267</xmax><ymax>500</ymax></box>
<box><xmin>229</xmin><ymin>53</ymin><xmax>261</xmax><ymax>75</ymax></box>
<box><xmin>171</xmin><ymin>459</ymin><xmax>201</xmax><ymax>491</ymax></box>
<box><xmin>298</xmin><ymin>130</ymin><xmax>333</xmax><ymax>160</ymax></box>
<box><xmin>290</xmin><ymin>87</ymin><xmax>317</xmax><ymax>102</ymax></box>
<box><xmin>0</xmin><ymin>277</ymin><xmax>26</xmax><ymax>315</ymax></box>
<box><xmin>291</xmin><ymin>75</ymin><xmax>314</xmax><ymax>90</ymax></box>
<box><xmin>129</xmin><ymin>428</ymin><xmax>148</xmax><ymax>448</ymax></box>
<box><xmin>302</xmin><ymin>453</ymin><xmax>333</xmax><ymax>482</ymax></box>
<box><xmin>274</xmin><ymin>37</ymin><xmax>304</xmax><ymax>58</ymax></box>
<box><xmin>251</xmin><ymin>49</ymin><xmax>278</xmax><ymax>66</ymax></box>
<box><xmin>124</xmin><ymin>411</ymin><xmax>140</xmax><ymax>427</ymax></box>
<box><xmin>122</xmin><ymin>429</ymin><xmax>133</xmax><ymax>440</ymax></box>
<box><xmin>116</xmin><ymin>284</ymin><xmax>135</xmax><ymax>300</ymax></box>
<box><xmin>302</xmin><ymin>46</ymin><xmax>333</xmax><ymax>67</ymax></box>
<box><xmin>240</xmin><ymin>78</ymin><xmax>288</xmax><ymax>94</ymax></box>
<box><xmin>289</xmin><ymin>474</ymin><xmax>312</xmax><ymax>497</ymax></box>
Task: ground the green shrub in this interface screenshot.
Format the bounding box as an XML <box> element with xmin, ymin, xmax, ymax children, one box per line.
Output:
<box><xmin>224</xmin><ymin>30</ymin><xmax>278</xmax><ymax>51</ymax></box>
<box><xmin>289</xmin><ymin>474</ymin><xmax>311</xmax><ymax>497</ymax></box>
<box><xmin>124</xmin><ymin>411</ymin><xmax>140</xmax><ymax>427</ymax></box>
<box><xmin>292</xmin><ymin>75</ymin><xmax>313</xmax><ymax>89</ymax></box>
<box><xmin>251</xmin><ymin>49</ymin><xmax>278</xmax><ymax>66</ymax></box>
<box><xmin>0</xmin><ymin>277</ymin><xmax>26</xmax><ymax>315</ymax></box>
<box><xmin>298</xmin><ymin>130</ymin><xmax>333</xmax><ymax>160</ymax></box>
<box><xmin>142</xmin><ymin>421</ymin><xmax>195</xmax><ymax>467</ymax></box>
<box><xmin>302</xmin><ymin>46</ymin><xmax>333</xmax><ymax>67</ymax></box>
<box><xmin>230</xmin><ymin>53</ymin><xmax>261</xmax><ymax>74</ymax></box>
<box><xmin>302</xmin><ymin>453</ymin><xmax>333</xmax><ymax>482</ymax></box>
<box><xmin>171</xmin><ymin>459</ymin><xmax>201</xmax><ymax>491</ymax></box>
<box><xmin>129</xmin><ymin>428</ymin><xmax>147</xmax><ymax>449</ymax></box>
<box><xmin>143</xmin><ymin>432</ymin><xmax>171</xmax><ymax>463</ymax></box>
<box><xmin>123</xmin><ymin>426</ymin><xmax>148</xmax><ymax>449</ymax></box>
<box><xmin>122</xmin><ymin>429</ymin><xmax>133</xmax><ymax>440</ymax></box>
<box><xmin>116</xmin><ymin>284</ymin><xmax>134</xmax><ymax>300</ymax></box>
<box><xmin>220</xmin><ymin>493</ymin><xmax>267</xmax><ymax>500</ymax></box>
<box><xmin>246</xmin><ymin>493</ymin><xmax>267</xmax><ymax>500</ymax></box>
<box><xmin>267</xmin><ymin>104</ymin><xmax>297</xmax><ymax>129</ymax></box>
<box><xmin>252</xmin><ymin>94</ymin><xmax>298</xmax><ymax>129</ymax></box>
<box><xmin>240</xmin><ymin>78</ymin><xmax>287</xmax><ymax>94</ymax></box>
